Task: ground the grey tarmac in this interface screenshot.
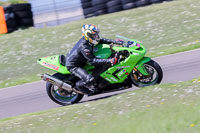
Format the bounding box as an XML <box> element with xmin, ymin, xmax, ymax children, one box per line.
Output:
<box><xmin>0</xmin><ymin>48</ymin><xmax>200</xmax><ymax>119</ymax></box>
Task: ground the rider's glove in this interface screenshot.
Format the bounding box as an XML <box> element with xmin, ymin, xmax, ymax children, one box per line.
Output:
<box><xmin>116</xmin><ymin>41</ymin><xmax>123</xmax><ymax>45</ymax></box>
<box><xmin>113</xmin><ymin>39</ymin><xmax>124</xmax><ymax>45</ymax></box>
<box><xmin>112</xmin><ymin>40</ymin><xmax>124</xmax><ymax>45</ymax></box>
<box><xmin>110</xmin><ymin>57</ymin><xmax>118</xmax><ymax>65</ymax></box>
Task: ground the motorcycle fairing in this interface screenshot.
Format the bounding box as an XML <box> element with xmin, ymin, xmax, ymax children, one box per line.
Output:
<box><xmin>135</xmin><ymin>57</ymin><xmax>151</xmax><ymax>76</ymax></box>
<box><xmin>100</xmin><ymin>42</ymin><xmax>147</xmax><ymax>83</ymax></box>
<box><xmin>37</xmin><ymin>55</ymin><xmax>71</xmax><ymax>74</ymax></box>
<box><xmin>38</xmin><ymin>42</ymin><xmax>150</xmax><ymax>84</ymax></box>
<box><xmin>93</xmin><ymin>44</ymin><xmax>112</xmax><ymax>59</ymax></box>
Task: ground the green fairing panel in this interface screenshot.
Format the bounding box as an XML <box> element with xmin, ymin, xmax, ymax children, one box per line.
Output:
<box><xmin>93</xmin><ymin>44</ymin><xmax>112</xmax><ymax>59</ymax></box>
<box><xmin>135</xmin><ymin>57</ymin><xmax>151</xmax><ymax>76</ymax></box>
<box><xmin>100</xmin><ymin>55</ymin><xmax>135</xmax><ymax>83</ymax></box>
<box><xmin>100</xmin><ymin>40</ymin><xmax>148</xmax><ymax>83</ymax></box>
<box><xmin>37</xmin><ymin>55</ymin><xmax>71</xmax><ymax>74</ymax></box>
<box><xmin>100</xmin><ymin>52</ymin><xmax>145</xmax><ymax>83</ymax></box>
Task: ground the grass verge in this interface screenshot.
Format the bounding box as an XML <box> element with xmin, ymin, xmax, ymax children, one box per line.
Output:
<box><xmin>0</xmin><ymin>77</ymin><xmax>200</xmax><ymax>133</ymax></box>
<box><xmin>0</xmin><ymin>0</ymin><xmax>200</xmax><ymax>88</ymax></box>
<box><xmin>0</xmin><ymin>0</ymin><xmax>28</xmax><ymax>6</ymax></box>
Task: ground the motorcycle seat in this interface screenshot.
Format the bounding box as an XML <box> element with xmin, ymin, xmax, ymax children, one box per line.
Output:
<box><xmin>59</xmin><ymin>55</ymin><xmax>66</xmax><ymax>66</ymax></box>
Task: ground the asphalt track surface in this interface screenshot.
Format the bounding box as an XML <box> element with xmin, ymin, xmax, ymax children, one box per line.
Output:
<box><xmin>1</xmin><ymin>49</ymin><xmax>200</xmax><ymax>119</ymax></box>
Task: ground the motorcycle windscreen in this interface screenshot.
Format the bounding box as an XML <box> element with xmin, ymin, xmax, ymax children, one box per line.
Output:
<box><xmin>93</xmin><ymin>44</ymin><xmax>112</xmax><ymax>59</ymax></box>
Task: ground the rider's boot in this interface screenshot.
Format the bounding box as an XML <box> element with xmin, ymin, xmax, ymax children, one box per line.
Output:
<box><xmin>75</xmin><ymin>82</ymin><xmax>91</xmax><ymax>95</ymax></box>
<box><xmin>75</xmin><ymin>75</ymin><xmax>96</xmax><ymax>95</ymax></box>
<box><xmin>69</xmin><ymin>67</ymin><xmax>96</xmax><ymax>95</ymax></box>
<box><xmin>76</xmin><ymin>83</ymin><xmax>96</xmax><ymax>96</ymax></box>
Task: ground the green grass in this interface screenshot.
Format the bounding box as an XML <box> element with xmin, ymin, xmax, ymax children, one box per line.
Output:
<box><xmin>0</xmin><ymin>0</ymin><xmax>200</xmax><ymax>88</ymax></box>
<box><xmin>0</xmin><ymin>0</ymin><xmax>27</xmax><ymax>6</ymax></box>
<box><xmin>1</xmin><ymin>77</ymin><xmax>200</xmax><ymax>133</ymax></box>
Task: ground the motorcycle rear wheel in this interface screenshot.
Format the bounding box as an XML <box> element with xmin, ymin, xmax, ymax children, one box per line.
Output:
<box><xmin>131</xmin><ymin>60</ymin><xmax>163</xmax><ymax>87</ymax></box>
<box><xmin>46</xmin><ymin>73</ymin><xmax>84</xmax><ymax>106</ymax></box>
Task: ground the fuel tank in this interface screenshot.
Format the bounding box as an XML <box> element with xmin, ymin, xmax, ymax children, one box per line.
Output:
<box><xmin>93</xmin><ymin>44</ymin><xmax>112</xmax><ymax>59</ymax></box>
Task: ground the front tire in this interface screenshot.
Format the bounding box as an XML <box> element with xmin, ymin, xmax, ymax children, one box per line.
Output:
<box><xmin>131</xmin><ymin>60</ymin><xmax>163</xmax><ymax>87</ymax></box>
<box><xmin>46</xmin><ymin>73</ymin><xmax>84</xmax><ymax>106</ymax></box>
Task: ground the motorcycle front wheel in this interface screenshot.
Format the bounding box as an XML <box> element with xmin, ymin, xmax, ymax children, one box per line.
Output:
<box><xmin>131</xmin><ymin>60</ymin><xmax>163</xmax><ymax>87</ymax></box>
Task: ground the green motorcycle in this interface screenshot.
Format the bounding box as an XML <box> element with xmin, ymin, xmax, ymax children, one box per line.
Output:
<box><xmin>38</xmin><ymin>35</ymin><xmax>163</xmax><ymax>106</ymax></box>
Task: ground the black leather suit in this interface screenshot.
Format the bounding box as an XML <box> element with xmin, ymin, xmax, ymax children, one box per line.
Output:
<box><xmin>66</xmin><ymin>37</ymin><xmax>118</xmax><ymax>93</ymax></box>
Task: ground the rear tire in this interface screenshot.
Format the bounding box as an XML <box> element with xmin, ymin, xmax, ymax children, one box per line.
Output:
<box><xmin>46</xmin><ymin>73</ymin><xmax>84</xmax><ymax>106</ymax></box>
<box><xmin>107</xmin><ymin>5</ymin><xmax>123</xmax><ymax>13</ymax></box>
<box><xmin>81</xmin><ymin>1</ymin><xmax>92</xmax><ymax>9</ymax></box>
<box><xmin>14</xmin><ymin>11</ymin><xmax>33</xmax><ymax>18</ymax></box>
<box><xmin>83</xmin><ymin>7</ymin><xmax>95</xmax><ymax>15</ymax></box>
<box><xmin>11</xmin><ymin>3</ymin><xmax>31</xmax><ymax>11</ymax></box>
<box><xmin>122</xmin><ymin>2</ymin><xmax>137</xmax><ymax>10</ymax></box>
<box><xmin>106</xmin><ymin>0</ymin><xmax>121</xmax><ymax>7</ymax></box>
<box><xmin>3</xmin><ymin>6</ymin><xmax>13</xmax><ymax>13</ymax></box>
<box><xmin>92</xmin><ymin>0</ymin><xmax>108</xmax><ymax>6</ymax></box>
<box><xmin>94</xmin><ymin>9</ymin><xmax>107</xmax><ymax>16</ymax></box>
<box><xmin>150</xmin><ymin>0</ymin><xmax>163</xmax><ymax>4</ymax></box>
<box><xmin>16</xmin><ymin>18</ymin><xmax>34</xmax><ymax>27</ymax></box>
<box><xmin>135</xmin><ymin>0</ymin><xmax>151</xmax><ymax>7</ymax></box>
<box><xmin>131</xmin><ymin>60</ymin><xmax>163</xmax><ymax>87</ymax></box>
<box><xmin>6</xmin><ymin>19</ymin><xmax>17</xmax><ymax>28</ymax></box>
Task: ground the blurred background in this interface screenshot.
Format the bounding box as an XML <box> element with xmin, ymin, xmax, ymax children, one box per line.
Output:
<box><xmin>1</xmin><ymin>0</ymin><xmax>172</xmax><ymax>31</ymax></box>
<box><xmin>1</xmin><ymin>0</ymin><xmax>199</xmax><ymax>89</ymax></box>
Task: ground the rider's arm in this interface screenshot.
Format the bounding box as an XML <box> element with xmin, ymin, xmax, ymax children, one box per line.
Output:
<box><xmin>81</xmin><ymin>45</ymin><xmax>111</xmax><ymax>66</ymax></box>
<box><xmin>99</xmin><ymin>37</ymin><xmax>123</xmax><ymax>45</ymax></box>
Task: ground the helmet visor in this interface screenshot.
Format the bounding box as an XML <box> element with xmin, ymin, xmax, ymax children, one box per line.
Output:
<box><xmin>88</xmin><ymin>32</ymin><xmax>100</xmax><ymax>41</ymax></box>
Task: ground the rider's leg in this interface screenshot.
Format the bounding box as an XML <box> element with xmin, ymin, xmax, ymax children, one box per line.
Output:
<box><xmin>92</xmin><ymin>64</ymin><xmax>109</xmax><ymax>78</ymax></box>
<box><xmin>68</xmin><ymin>67</ymin><xmax>94</xmax><ymax>94</ymax></box>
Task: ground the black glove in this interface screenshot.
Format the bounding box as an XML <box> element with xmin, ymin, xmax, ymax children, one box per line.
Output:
<box><xmin>112</xmin><ymin>40</ymin><xmax>124</xmax><ymax>45</ymax></box>
<box><xmin>116</xmin><ymin>41</ymin><xmax>124</xmax><ymax>45</ymax></box>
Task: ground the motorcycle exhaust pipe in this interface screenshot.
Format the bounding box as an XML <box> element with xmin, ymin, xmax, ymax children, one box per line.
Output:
<box><xmin>41</xmin><ymin>74</ymin><xmax>73</xmax><ymax>92</ymax></box>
